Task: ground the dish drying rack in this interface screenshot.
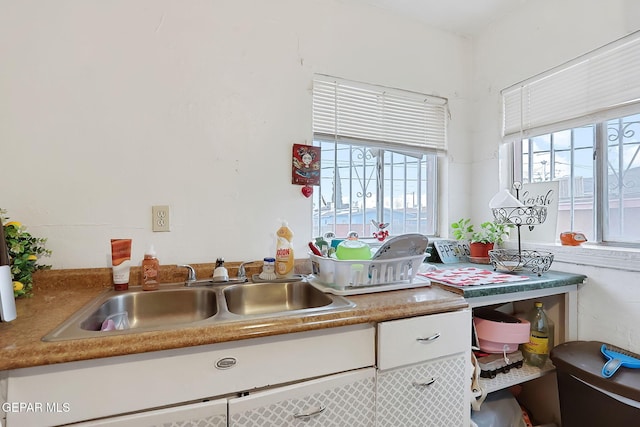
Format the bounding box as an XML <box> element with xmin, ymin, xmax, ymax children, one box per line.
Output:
<box><xmin>308</xmin><ymin>253</ymin><xmax>429</xmax><ymax>295</ymax></box>
<box><xmin>489</xmin><ymin>182</ymin><xmax>554</xmax><ymax>276</ymax></box>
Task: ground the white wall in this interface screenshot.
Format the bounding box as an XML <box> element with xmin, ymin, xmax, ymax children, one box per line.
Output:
<box><xmin>554</xmin><ymin>261</ymin><xmax>640</xmax><ymax>353</ymax></box>
<box><xmin>0</xmin><ymin>0</ymin><xmax>472</xmax><ymax>268</ymax></box>
<box><xmin>472</xmin><ymin>0</ymin><xmax>640</xmax><ymax>353</ymax></box>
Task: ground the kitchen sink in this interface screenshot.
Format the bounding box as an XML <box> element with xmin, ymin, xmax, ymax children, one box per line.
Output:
<box><xmin>43</xmin><ymin>280</ymin><xmax>354</xmax><ymax>342</ymax></box>
<box><xmin>224</xmin><ymin>281</ymin><xmax>334</xmax><ymax>316</ymax></box>
<box><xmin>79</xmin><ymin>288</ymin><xmax>218</xmax><ymax>331</ymax></box>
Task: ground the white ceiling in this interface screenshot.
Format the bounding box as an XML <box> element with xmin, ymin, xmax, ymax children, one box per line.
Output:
<box><xmin>345</xmin><ymin>0</ymin><xmax>529</xmax><ymax>36</ymax></box>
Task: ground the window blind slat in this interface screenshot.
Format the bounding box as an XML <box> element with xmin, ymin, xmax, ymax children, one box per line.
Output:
<box><xmin>313</xmin><ymin>75</ymin><xmax>448</xmax><ymax>153</ymax></box>
<box><xmin>502</xmin><ymin>30</ymin><xmax>640</xmax><ymax>140</ymax></box>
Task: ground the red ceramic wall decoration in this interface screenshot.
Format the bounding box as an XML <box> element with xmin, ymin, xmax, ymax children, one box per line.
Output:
<box><xmin>292</xmin><ymin>144</ymin><xmax>320</xmax><ymax>197</ymax></box>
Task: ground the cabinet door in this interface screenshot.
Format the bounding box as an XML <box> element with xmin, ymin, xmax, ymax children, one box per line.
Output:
<box><xmin>67</xmin><ymin>399</ymin><xmax>227</xmax><ymax>427</ymax></box>
<box><xmin>228</xmin><ymin>368</ymin><xmax>375</xmax><ymax>427</ymax></box>
<box><xmin>377</xmin><ymin>354</ymin><xmax>468</xmax><ymax>427</ymax></box>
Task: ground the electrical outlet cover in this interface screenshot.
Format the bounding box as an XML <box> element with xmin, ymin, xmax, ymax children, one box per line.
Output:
<box><xmin>152</xmin><ymin>205</ymin><xmax>170</xmax><ymax>232</ymax></box>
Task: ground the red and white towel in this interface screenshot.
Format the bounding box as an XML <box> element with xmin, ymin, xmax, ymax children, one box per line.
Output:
<box><xmin>419</xmin><ymin>267</ymin><xmax>528</xmax><ymax>287</ymax></box>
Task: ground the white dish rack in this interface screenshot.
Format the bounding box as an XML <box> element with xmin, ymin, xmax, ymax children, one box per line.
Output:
<box><xmin>308</xmin><ymin>253</ymin><xmax>429</xmax><ymax>295</ymax></box>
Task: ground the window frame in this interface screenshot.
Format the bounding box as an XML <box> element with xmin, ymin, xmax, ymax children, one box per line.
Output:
<box><xmin>312</xmin><ymin>136</ymin><xmax>439</xmax><ymax>239</ymax></box>
<box><xmin>512</xmin><ymin>112</ymin><xmax>640</xmax><ymax>247</ymax></box>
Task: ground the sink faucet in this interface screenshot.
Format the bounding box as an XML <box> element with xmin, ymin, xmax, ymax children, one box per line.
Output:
<box><xmin>178</xmin><ymin>264</ymin><xmax>197</xmax><ymax>285</ymax></box>
<box><xmin>236</xmin><ymin>260</ymin><xmax>261</xmax><ymax>282</ymax></box>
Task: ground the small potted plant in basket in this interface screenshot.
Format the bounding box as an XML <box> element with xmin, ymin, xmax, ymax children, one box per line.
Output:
<box><xmin>451</xmin><ymin>218</ymin><xmax>511</xmax><ymax>263</ymax></box>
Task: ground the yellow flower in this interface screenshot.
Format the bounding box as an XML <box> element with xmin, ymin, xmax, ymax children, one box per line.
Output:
<box><xmin>13</xmin><ymin>281</ymin><xmax>24</xmax><ymax>292</ymax></box>
<box><xmin>27</xmin><ymin>254</ymin><xmax>38</xmax><ymax>261</ymax></box>
<box><xmin>5</xmin><ymin>221</ymin><xmax>21</xmax><ymax>228</ymax></box>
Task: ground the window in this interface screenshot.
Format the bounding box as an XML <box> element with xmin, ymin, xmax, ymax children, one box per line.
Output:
<box><xmin>312</xmin><ymin>75</ymin><xmax>446</xmax><ymax>239</ymax></box>
<box><xmin>505</xmin><ymin>31</ymin><xmax>640</xmax><ymax>246</ymax></box>
<box><xmin>517</xmin><ymin>114</ymin><xmax>640</xmax><ymax>244</ymax></box>
<box><xmin>312</xmin><ymin>137</ymin><xmax>437</xmax><ymax>238</ymax></box>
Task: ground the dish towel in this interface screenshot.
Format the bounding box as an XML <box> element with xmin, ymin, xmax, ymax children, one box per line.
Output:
<box><xmin>419</xmin><ymin>267</ymin><xmax>528</xmax><ymax>287</ymax></box>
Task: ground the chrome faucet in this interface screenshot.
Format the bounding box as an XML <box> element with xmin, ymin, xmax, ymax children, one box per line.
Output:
<box><xmin>178</xmin><ymin>264</ymin><xmax>197</xmax><ymax>285</ymax></box>
<box><xmin>236</xmin><ymin>260</ymin><xmax>261</xmax><ymax>282</ymax></box>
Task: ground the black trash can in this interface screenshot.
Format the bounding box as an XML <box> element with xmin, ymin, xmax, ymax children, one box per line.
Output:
<box><xmin>550</xmin><ymin>341</ymin><xmax>640</xmax><ymax>427</ymax></box>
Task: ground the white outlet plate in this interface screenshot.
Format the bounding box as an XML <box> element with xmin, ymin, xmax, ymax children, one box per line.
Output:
<box><xmin>152</xmin><ymin>205</ymin><xmax>170</xmax><ymax>232</ymax></box>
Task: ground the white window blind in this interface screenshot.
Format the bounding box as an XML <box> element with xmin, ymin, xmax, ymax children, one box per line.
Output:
<box><xmin>502</xmin><ymin>30</ymin><xmax>640</xmax><ymax>140</ymax></box>
<box><xmin>313</xmin><ymin>75</ymin><xmax>448</xmax><ymax>153</ymax></box>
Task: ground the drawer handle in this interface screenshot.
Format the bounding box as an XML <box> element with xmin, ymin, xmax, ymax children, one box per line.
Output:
<box><xmin>215</xmin><ymin>357</ymin><xmax>237</xmax><ymax>370</ymax></box>
<box><xmin>293</xmin><ymin>405</ymin><xmax>326</xmax><ymax>421</ymax></box>
<box><xmin>416</xmin><ymin>332</ymin><xmax>441</xmax><ymax>343</ymax></box>
<box><xmin>412</xmin><ymin>378</ymin><xmax>436</xmax><ymax>388</ymax></box>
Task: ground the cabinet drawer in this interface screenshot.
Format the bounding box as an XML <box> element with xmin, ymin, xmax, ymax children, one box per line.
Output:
<box><xmin>377</xmin><ymin>309</ymin><xmax>470</xmax><ymax>370</ymax></box>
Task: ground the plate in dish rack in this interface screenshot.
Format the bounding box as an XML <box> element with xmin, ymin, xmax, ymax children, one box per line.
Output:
<box><xmin>371</xmin><ymin>233</ymin><xmax>429</xmax><ymax>261</ymax></box>
<box><xmin>307</xmin><ymin>275</ymin><xmax>431</xmax><ymax>296</ymax></box>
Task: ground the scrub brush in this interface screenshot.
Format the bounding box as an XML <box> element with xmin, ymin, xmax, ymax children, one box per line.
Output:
<box><xmin>258</xmin><ymin>257</ymin><xmax>277</xmax><ymax>281</ymax></box>
<box><xmin>258</xmin><ymin>270</ymin><xmax>277</xmax><ymax>281</ymax></box>
<box><xmin>601</xmin><ymin>344</ymin><xmax>640</xmax><ymax>378</ymax></box>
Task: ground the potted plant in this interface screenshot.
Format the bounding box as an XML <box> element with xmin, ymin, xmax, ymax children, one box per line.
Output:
<box><xmin>1</xmin><ymin>209</ymin><xmax>52</xmax><ymax>297</ymax></box>
<box><xmin>451</xmin><ymin>218</ymin><xmax>511</xmax><ymax>263</ymax></box>
<box><xmin>470</xmin><ymin>221</ymin><xmax>511</xmax><ymax>260</ymax></box>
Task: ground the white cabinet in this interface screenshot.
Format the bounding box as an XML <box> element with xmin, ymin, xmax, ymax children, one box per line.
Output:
<box><xmin>68</xmin><ymin>399</ymin><xmax>228</xmax><ymax>427</ymax></box>
<box><xmin>377</xmin><ymin>355</ymin><xmax>468</xmax><ymax>427</ymax></box>
<box><xmin>228</xmin><ymin>368</ymin><xmax>376</xmax><ymax>427</ymax></box>
<box><xmin>376</xmin><ymin>309</ymin><xmax>471</xmax><ymax>427</ymax></box>
<box><xmin>69</xmin><ymin>369</ymin><xmax>376</xmax><ymax>427</ymax></box>
<box><xmin>5</xmin><ymin>324</ymin><xmax>374</xmax><ymax>427</ymax></box>
<box><xmin>3</xmin><ymin>308</ymin><xmax>475</xmax><ymax>427</ymax></box>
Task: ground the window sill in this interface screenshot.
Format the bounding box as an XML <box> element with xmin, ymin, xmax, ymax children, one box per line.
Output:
<box><xmin>502</xmin><ymin>241</ymin><xmax>640</xmax><ymax>272</ymax></box>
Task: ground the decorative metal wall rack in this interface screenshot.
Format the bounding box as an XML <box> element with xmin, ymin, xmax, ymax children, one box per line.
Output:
<box><xmin>488</xmin><ymin>182</ymin><xmax>554</xmax><ymax>276</ymax></box>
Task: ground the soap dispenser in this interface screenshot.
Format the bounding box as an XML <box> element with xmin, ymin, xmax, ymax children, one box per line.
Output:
<box><xmin>142</xmin><ymin>245</ymin><xmax>160</xmax><ymax>291</ymax></box>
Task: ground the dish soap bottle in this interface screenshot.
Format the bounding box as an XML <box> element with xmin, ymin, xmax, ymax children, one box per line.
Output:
<box><xmin>275</xmin><ymin>222</ymin><xmax>295</xmax><ymax>279</ymax></box>
<box><xmin>522</xmin><ymin>301</ymin><xmax>554</xmax><ymax>367</ymax></box>
<box><xmin>142</xmin><ymin>245</ymin><xmax>160</xmax><ymax>291</ymax></box>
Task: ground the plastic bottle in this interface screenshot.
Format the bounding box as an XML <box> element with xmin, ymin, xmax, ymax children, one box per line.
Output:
<box><xmin>522</xmin><ymin>302</ymin><xmax>554</xmax><ymax>367</ymax></box>
<box><xmin>275</xmin><ymin>222</ymin><xmax>295</xmax><ymax>278</ymax></box>
<box><xmin>142</xmin><ymin>245</ymin><xmax>160</xmax><ymax>291</ymax></box>
<box><xmin>212</xmin><ymin>258</ymin><xmax>229</xmax><ymax>282</ymax></box>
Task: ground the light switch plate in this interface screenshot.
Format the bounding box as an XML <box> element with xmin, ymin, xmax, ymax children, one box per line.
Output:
<box><xmin>152</xmin><ymin>205</ymin><xmax>170</xmax><ymax>232</ymax></box>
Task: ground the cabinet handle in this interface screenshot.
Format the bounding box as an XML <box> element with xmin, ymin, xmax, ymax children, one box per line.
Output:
<box><xmin>416</xmin><ymin>332</ymin><xmax>441</xmax><ymax>343</ymax></box>
<box><xmin>412</xmin><ymin>378</ymin><xmax>436</xmax><ymax>388</ymax></box>
<box><xmin>293</xmin><ymin>405</ymin><xmax>326</xmax><ymax>421</ymax></box>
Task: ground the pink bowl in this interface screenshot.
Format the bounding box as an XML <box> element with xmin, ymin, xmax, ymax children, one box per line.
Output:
<box><xmin>474</xmin><ymin>316</ymin><xmax>530</xmax><ymax>354</ymax></box>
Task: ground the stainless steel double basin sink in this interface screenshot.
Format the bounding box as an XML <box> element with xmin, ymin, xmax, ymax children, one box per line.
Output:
<box><xmin>43</xmin><ymin>281</ymin><xmax>354</xmax><ymax>342</ymax></box>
